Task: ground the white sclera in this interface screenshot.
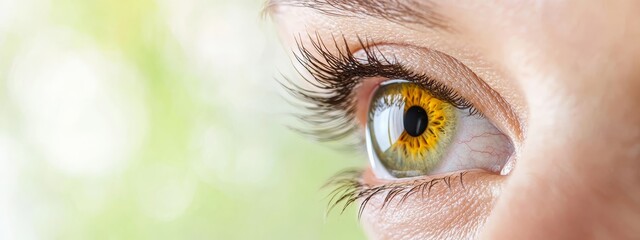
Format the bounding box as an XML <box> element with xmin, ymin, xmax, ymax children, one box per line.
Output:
<box><xmin>428</xmin><ymin>112</ymin><xmax>513</xmax><ymax>175</ymax></box>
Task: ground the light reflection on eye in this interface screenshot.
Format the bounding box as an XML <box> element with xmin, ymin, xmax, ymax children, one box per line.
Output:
<box><xmin>366</xmin><ymin>79</ymin><xmax>514</xmax><ymax>179</ymax></box>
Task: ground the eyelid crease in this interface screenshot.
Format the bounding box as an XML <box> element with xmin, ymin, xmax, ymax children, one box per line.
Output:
<box><xmin>369</xmin><ymin>43</ymin><xmax>524</xmax><ymax>143</ymax></box>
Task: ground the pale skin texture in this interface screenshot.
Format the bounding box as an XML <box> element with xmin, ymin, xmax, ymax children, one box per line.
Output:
<box><xmin>269</xmin><ymin>0</ymin><xmax>640</xmax><ymax>239</ymax></box>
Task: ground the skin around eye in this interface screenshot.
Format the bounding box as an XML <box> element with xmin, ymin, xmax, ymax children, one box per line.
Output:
<box><xmin>270</xmin><ymin>0</ymin><xmax>640</xmax><ymax>239</ymax></box>
<box><xmin>275</xmin><ymin>31</ymin><xmax>520</xmax><ymax>238</ymax></box>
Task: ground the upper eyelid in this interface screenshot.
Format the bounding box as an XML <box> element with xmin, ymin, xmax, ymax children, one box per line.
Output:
<box><xmin>281</xmin><ymin>34</ymin><xmax>483</xmax><ymax>147</ymax></box>
<box><xmin>366</xmin><ymin>43</ymin><xmax>523</xmax><ymax>142</ymax></box>
<box><xmin>285</xmin><ymin>34</ymin><xmax>522</xmax><ymax>147</ymax></box>
<box><xmin>297</xmin><ymin>34</ymin><xmax>476</xmax><ymax>113</ymax></box>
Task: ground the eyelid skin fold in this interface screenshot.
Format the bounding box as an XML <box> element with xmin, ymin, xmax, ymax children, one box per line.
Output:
<box><xmin>283</xmin><ymin>34</ymin><xmax>507</xmax><ymax>142</ymax></box>
<box><xmin>355</xmin><ymin>44</ymin><xmax>521</xmax><ymax>143</ymax></box>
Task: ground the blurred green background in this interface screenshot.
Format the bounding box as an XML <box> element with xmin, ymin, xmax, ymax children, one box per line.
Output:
<box><xmin>0</xmin><ymin>0</ymin><xmax>366</xmax><ymax>239</ymax></box>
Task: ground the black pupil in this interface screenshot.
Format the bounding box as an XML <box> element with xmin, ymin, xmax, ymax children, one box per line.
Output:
<box><xmin>403</xmin><ymin>106</ymin><xmax>429</xmax><ymax>137</ymax></box>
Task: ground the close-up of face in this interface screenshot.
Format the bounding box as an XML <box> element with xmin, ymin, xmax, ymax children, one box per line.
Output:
<box><xmin>2</xmin><ymin>0</ymin><xmax>640</xmax><ymax>239</ymax></box>
<box><xmin>267</xmin><ymin>0</ymin><xmax>640</xmax><ymax>239</ymax></box>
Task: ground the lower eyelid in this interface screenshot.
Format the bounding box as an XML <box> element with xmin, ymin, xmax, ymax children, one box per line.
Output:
<box><xmin>353</xmin><ymin>168</ymin><xmax>506</xmax><ymax>239</ymax></box>
<box><xmin>326</xmin><ymin>167</ymin><xmax>503</xmax><ymax>214</ymax></box>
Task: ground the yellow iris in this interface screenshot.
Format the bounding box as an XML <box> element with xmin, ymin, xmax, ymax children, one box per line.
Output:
<box><xmin>367</xmin><ymin>81</ymin><xmax>457</xmax><ymax>178</ymax></box>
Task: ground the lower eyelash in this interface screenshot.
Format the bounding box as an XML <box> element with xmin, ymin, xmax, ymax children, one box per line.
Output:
<box><xmin>325</xmin><ymin>169</ymin><xmax>469</xmax><ymax>218</ymax></box>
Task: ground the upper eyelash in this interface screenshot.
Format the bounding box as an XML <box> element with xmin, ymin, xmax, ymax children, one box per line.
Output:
<box><xmin>279</xmin><ymin>33</ymin><xmax>477</xmax><ymax>145</ymax></box>
<box><xmin>324</xmin><ymin>169</ymin><xmax>469</xmax><ymax>218</ymax></box>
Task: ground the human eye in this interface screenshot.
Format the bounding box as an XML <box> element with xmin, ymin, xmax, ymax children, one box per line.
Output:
<box><xmin>280</xmin><ymin>33</ymin><xmax>519</xmax><ymax>211</ymax></box>
<box><xmin>283</xmin><ymin>35</ymin><xmax>515</xmax><ymax>175</ymax></box>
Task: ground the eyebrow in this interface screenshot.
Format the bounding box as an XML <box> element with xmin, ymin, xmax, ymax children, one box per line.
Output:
<box><xmin>265</xmin><ymin>0</ymin><xmax>447</xmax><ymax>29</ymax></box>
